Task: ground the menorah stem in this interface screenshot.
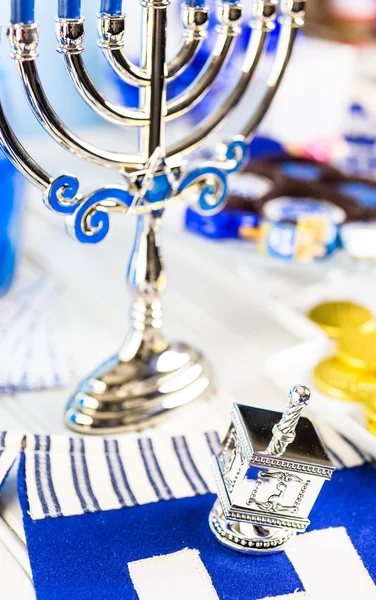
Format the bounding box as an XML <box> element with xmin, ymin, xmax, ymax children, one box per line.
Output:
<box><xmin>140</xmin><ymin>0</ymin><xmax>168</xmax><ymax>157</ymax></box>
<box><xmin>65</xmin><ymin>206</ymin><xmax>212</xmax><ymax>434</ymax></box>
<box><xmin>122</xmin><ymin>211</ymin><xmax>168</xmax><ymax>360</ymax></box>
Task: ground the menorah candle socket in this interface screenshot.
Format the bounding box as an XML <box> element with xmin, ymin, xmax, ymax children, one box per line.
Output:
<box><xmin>209</xmin><ymin>385</ymin><xmax>335</xmax><ymax>554</ymax></box>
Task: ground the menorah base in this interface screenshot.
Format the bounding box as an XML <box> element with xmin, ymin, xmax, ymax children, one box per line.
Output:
<box><xmin>209</xmin><ymin>500</ymin><xmax>296</xmax><ymax>555</ymax></box>
<box><xmin>65</xmin><ymin>342</ymin><xmax>213</xmax><ymax>434</ymax></box>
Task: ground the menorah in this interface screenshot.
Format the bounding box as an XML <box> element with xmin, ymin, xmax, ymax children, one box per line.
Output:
<box><xmin>0</xmin><ymin>0</ymin><xmax>304</xmax><ymax>434</ymax></box>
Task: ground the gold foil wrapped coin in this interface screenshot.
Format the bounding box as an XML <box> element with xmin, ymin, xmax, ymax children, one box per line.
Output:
<box><xmin>313</xmin><ymin>356</ymin><xmax>376</xmax><ymax>403</ymax></box>
<box><xmin>308</xmin><ymin>301</ymin><xmax>375</xmax><ymax>339</ymax></box>
<box><xmin>364</xmin><ymin>396</ymin><xmax>376</xmax><ymax>436</ymax></box>
<box><xmin>337</xmin><ymin>329</ymin><xmax>376</xmax><ymax>373</ymax></box>
<box><xmin>367</xmin><ymin>415</ymin><xmax>376</xmax><ymax>436</ymax></box>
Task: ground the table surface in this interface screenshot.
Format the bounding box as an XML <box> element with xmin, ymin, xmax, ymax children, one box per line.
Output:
<box><xmin>0</xmin><ymin>129</ymin><xmax>347</xmax><ymax>598</ymax></box>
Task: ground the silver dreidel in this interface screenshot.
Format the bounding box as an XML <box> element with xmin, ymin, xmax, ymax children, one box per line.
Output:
<box><xmin>209</xmin><ymin>385</ymin><xmax>335</xmax><ymax>554</ymax></box>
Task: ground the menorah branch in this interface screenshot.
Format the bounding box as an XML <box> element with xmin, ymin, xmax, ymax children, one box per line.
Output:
<box><xmin>166</xmin><ymin>2</ymin><xmax>241</xmax><ymax>121</ymax></box>
<box><xmin>166</xmin><ymin>40</ymin><xmax>202</xmax><ymax>83</ymax></box>
<box><xmin>97</xmin><ymin>14</ymin><xmax>150</xmax><ymax>87</ymax></box>
<box><xmin>0</xmin><ymin>99</ymin><xmax>50</xmax><ymax>190</ymax></box>
<box><xmin>56</xmin><ymin>18</ymin><xmax>150</xmax><ymax>127</ymax></box>
<box><xmin>241</xmin><ymin>0</ymin><xmax>305</xmax><ymax>140</ymax></box>
<box><xmin>166</xmin><ymin>4</ymin><xmax>209</xmax><ymax>81</ymax></box>
<box><xmin>15</xmin><ymin>53</ymin><xmax>145</xmax><ymax>170</ymax></box>
<box><xmin>166</xmin><ymin>1</ymin><xmax>278</xmax><ymax>160</ymax></box>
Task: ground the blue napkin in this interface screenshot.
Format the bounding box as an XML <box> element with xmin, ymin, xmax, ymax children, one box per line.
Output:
<box><xmin>13</xmin><ymin>431</ymin><xmax>376</xmax><ymax>600</ymax></box>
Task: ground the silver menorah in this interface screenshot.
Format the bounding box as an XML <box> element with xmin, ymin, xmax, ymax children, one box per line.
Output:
<box><xmin>0</xmin><ymin>0</ymin><xmax>304</xmax><ymax>434</ymax></box>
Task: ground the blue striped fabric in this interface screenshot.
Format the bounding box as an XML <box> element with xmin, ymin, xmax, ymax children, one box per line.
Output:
<box><xmin>172</xmin><ymin>435</ymin><xmax>210</xmax><ymax>495</ymax></box>
<box><xmin>69</xmin><ymin>438</ymin><xmax>101</xmax><ymax>514</ymax></box>
<box><xmin>21</xmin><ymin>427</ymin><xmax>368</xmax><ymax>521</ymax></box>
<box><xmin>23</xmin><ymin>431</ymin><xmax>220</xmax><ymax>519</ymax></box>
<box><xmin>34</xmin><ymin>435</ymin><xmax>62</xmax><ymax>518</ymax></box>
<box><xmin>138</xmin><ymin>437</ymin><xmax>175</xmax><ymax>501</ymax></box>
<box><xmin>104</xmin><ymin>439</ymin><xmax>138</xmax><ymax>508</ymax></box>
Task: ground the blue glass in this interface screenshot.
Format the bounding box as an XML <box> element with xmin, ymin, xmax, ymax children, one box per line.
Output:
<box><xmin>0</xmin><ymin>156</ymin><xmax>24</xmax><ymax>297</ymax></box>
<box><xmin>100</xmin><ymin>0</ymin><xmax>123</xmax><ymax>14</ymax></box>
<box><xmin>58</xmin><ymin>0</ymin><xmax>81</xmax><ymax>19</ymax></box>
<box><xmin>10</xmin><ymin>0</ymin><xmax>35</xmax><ymax>24</ymax></box>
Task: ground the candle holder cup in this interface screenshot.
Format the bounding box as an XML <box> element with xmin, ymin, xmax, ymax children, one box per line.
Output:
<box><xmin>0</xmin><ymin>0</ymin><xmax>304</xmax><ymax>433</ymax></box>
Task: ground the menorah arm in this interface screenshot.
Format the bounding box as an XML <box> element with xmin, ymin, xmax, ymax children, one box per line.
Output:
<box><xmin>16</xmin><ymin>59</ymin><xmax>145</xmax><ymax>170</ymax></box>
<box><xmin>166</xmin><ymin>2</ymin><xmax>242</xmax><ymax>121</ymax></box>
<box><xmin>0</xmin><ymin>100</ymin><xmax>50</xmax><ymax>191</ymax></box>
<box><xmin>56</xmin><ymin>18</ymin><xmax>149</xmax><ymax>127</ymax></box>
<box><xmin>167</xmin><ymin>0</ymin><xmax>303</xmax><ymax>160</ymax></box>
<box><xmin>166</xmin><ymin>3</ymin><xmax>276</xmax><ymax>160</ymax></box>
<box><xmin>242</xmin><ymin>20</ymin><xmax>297</xmax><ymax>140</ymax></box>
<box><xmin>166</xmin><ymin>4</ymin><xmax>209</xmax><ymax>82</ymax></box>
<box><xmin>97</xmin><ymin>14</ymin><xmax>150</xmax><ymax>88</ymax></box>
<box><xmin>166</xmin><ymin>38</ymin><xmax>203</xmax><ymax>82</ymax></box>
<box><xmin>102</xmin><ymin>49</ymin><xmax>150</xmax><ymax>87</ymax></box>
<box><xmin>64</xmin><ymin>53</ymin><xmax>149</xmax><ymax>127</ymax></box>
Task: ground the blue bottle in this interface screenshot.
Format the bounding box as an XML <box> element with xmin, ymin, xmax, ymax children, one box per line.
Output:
<box><xmin>342</xmin><ymin>104</ymin><xmax>376</xmax><ymax>176</ymax></box>
<box><xmin>0</xmin><ymin>70</ymin><xmax>24</xmax><ymax>297</ymax></box>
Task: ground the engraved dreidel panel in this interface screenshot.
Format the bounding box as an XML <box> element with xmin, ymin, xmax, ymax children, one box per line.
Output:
<box><xmin>209</xmin><ymin>385</ymin><xmax>335</xmax><ymax>554</ymax></box>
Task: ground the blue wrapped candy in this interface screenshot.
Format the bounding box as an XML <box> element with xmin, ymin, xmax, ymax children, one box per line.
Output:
<box><xmin>259</xmin><ymin>197</ymin><xmax>346</xmax><ymax>262</ymax></box>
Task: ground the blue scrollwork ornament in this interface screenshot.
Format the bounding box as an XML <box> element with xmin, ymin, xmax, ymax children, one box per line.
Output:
<box><xmin>223</xmin><ymin>137</ymin><xmax>249</xmax><ymax>173</ymax></box>
<box><xmin>67</xmin><ymin>187</ymin><xmax>134</xmax><ymax>244</ymax></box>
<box><xmin>178</xmin><ymin>166</ymin><xmax>227</xmax><ymax>215</ymax></box>
<box><xmin>44</xmin><ymin>135</ymin><xmax>249</xmax><ymax>244</ymax></box>
<box><xmin>44</xmin><ymin>174</ymin><xmax>81</xmax><ymax>215</ymax></box>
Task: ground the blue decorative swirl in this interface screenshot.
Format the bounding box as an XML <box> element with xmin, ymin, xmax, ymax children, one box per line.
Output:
<box><xmin>45</xmin><ymin>174</ymin><xmax>81</xmax><ymax>215</ymax></box>
<box><xmin>70</xmin><ymin>187</ymin><xmax>134</xmax><ymax>244</ymax></box>
<box><xmin>178</xmin><ymin>166</ymin><xmax>227</xmax><ymax>215</ymax></box>
<box><xmin>176</xmin><ymin>138</ymin><xmax>247</xmax><ymax>215</ymax></box>
<box><xmin>224</xmin><ymin>138</ymin><xmax>249</xmax><ymax>174</ymax></box>
<box><xmin>45</xmin><ymin>137</ymin><xmax>248</xmax><ymax>244</ymax></box>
